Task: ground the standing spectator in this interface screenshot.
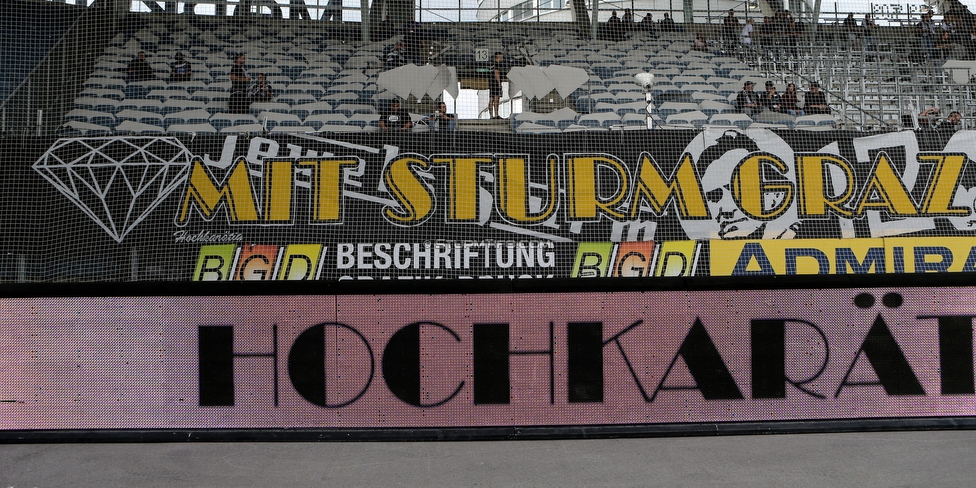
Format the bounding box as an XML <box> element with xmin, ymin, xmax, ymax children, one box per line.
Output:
<box><xmin>660</xmin><ymin>13</ymin><xmax>675</xmax><ymax>32</ymax></box>
<box><xmin>740</xmin><ymin>18</ymin><xmax>755</xmax><ymax>49</ymax></box>
<box><xmin>607</xmin><ymin>10</ymin><xmax>625</xmax><ymax>41</ymax></box>
<box><xmin>126</xmin><ymin>51</ymin><xmax>155</xmax><ymax>82</ymax></box>
<box><xmin>488</xmin><ymin>52</ymin><xmax>506</xmax><ymax>119</ymax></box>
<box><xmin>843</xmin><ymin>13</ymin><xmax>858</xmax><ymax>46</ymax></box>
<box><xmin>229</xmin><ymin>53</ymin><xmax>251</xmax><ymax>114</ymax></box>
<box><xmin>723</xmin><ymin>9</ymin><xmax>740</xmax><ymax>50</ymax></box>
<box><xmin>640</xmin><ymin>12</ymin><xmax>656</xmax><ymax>34</ymax></box>
<box><xmin>916</xmin><ymin>12</ymin><xmax>936</xmax><ymax>62</ymax></box>
<box><xmin>781</xmin><ymin>83</ymin><xmax>805</xmax><ymax>116</ymax></box>
<box><xmin>863</xmin><ymin>13</ymin><xmax>879</xmax><ymax>51</ymax></box>
<box><xmin>917</xmin><ymin>106</ymin><xmax>943</xmax><ymax>128</ymax></box>
<box><xmin>379</xmin><ymin>99</ymin><xmax>412</xmax><ymax>131</ymax></box>
<box><xmin>291</xmin><ymin>0</ymin><xmax>310</xmax><ymax>19</ymax></box>
<box><xmin>403</xmin><ymin>22</ymin><xmax>427</xmax><ymax>65</ymax></box>
<box><xmin>736</xmin><ymin>80</ymin><xmax>761</xmax><ymax>116</ymax></box>
<box><xmin>760</xmin><ymin>81</ymin><xmax>783</xmax><ymax>113</ymax></box>
<box><xmin>621</xmin><ymin>9</ymin><xmax>634</xmax><ymax>27</ymax></box>
<box><xmin>169</xmin><ymin>52</ymin><xmax>192</xmax><ymax>83</ymax></box>
<box><xmin>248</xmin><ymin>73</ymin><xmax>275</xmax><ymax>104</ymax></box>
<box><xmin>939</xmin><ymin>110</ymin><xmax>963</xmax><ymax>131</ymax></box>
<box><xmin>803</xmin><ymin>82</ymin><xmax>829</xmax><ymax>114</ymax></box>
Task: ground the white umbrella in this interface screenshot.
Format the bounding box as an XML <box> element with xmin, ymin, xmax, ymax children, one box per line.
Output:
<box><xmin>506</xmin><ymin>65</ymin><xmax>588</xmax><ymax>100</ymax></box>
<box><xmin>545</xmin><ymin>65</ymin><xmax>589</xmax><ymax>98</ymax></box>
<box><xmin>377</xmin><ymin>64</ymin><xmax>459</xmax><ymax>101</ymax></box>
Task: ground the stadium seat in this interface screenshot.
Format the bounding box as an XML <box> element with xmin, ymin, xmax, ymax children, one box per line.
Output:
<box><xmin>60</xmin><ymin>120</ymin><xmax>113</xmax><ymax>136</ymax></box>
<box><xmin>304</xmin><ymin>114</ymin><xmax>349</xmax><ymax>130</ymax></box>
<box><xmin>699</xmin><ymin>100</ymin><xmax>737</xmax><ymax>117</ymax></box>
<box><xmin>249</xmin><ymin>102</ymin><xmax>292</xmax><ymax>115</ymax></box>
<box><xmin>164</xmin><ymin>109</ymin><xmax>212</xmax><ymax>128</ymax></box>
<box><xmin>657</xmin><ymin>102</ymin><xmax>700</xmax><ymax>118</ymax></box>
<box><xmin>276</xmin><ymin>93</ymin><xmax>318</xmax><ymax>105</ymax></box>
<box><xmin>115</xmin><ymin>109</ymin><xmax>165</xmax><ymax>126</ymax></box>
<box><xmin>577</xmin><ymin>112</ymin><xmax>621</xmax><ymax>129</ymax></box>
<box><xmin>161</xmin><ymin>99</ymin><xmax>206</xmax><ymax>115</ymax></box>
<box><xmin>255</xmin><ymin>111</ymin><xmax>303</xmax><ymax>130</ymax></box>
<box><xmin>666</xmin><ymin>110</ymin><xmax>709</xmax><ymax>129</ymax></box>
<box><xmin>347</xmin><ymin>113</ymin><xmax>379</xmax><ymax>128</ymax></box>
<box><xmin>220</xmin><ymin>123</ymin><xmax>265</xmax><ymax>134</ymax></box>
<box><xmin>115</xmin><ymin>120</ymin><xmax>165</xmax><ymax>135</ymax></box>
<box><xmin>708</xmin><ymin>113</ymin><xmax>753</xmax><ymax>130</ymax></box>
<box><xmin>795</xmin><ymin>114</ymin><xmax>838</xmax><ymax>128</ymax></box>
<box><xmin>290</xmin><ymin>101</ymin><xmax>334</xmax><ymax>120</ymax></box>
<box><xmin>210</xmin><ymin>113</ymin><xmax>259</xmax><ymax>131</ymax></box>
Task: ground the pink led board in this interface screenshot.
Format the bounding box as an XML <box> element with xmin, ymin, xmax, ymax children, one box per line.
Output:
<box><xmin>0</xmin><ymin>287</ymin><xmax>974</xmax><ymax>431</ymax></box>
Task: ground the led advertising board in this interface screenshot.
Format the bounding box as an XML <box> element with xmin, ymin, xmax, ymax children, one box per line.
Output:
<box><xmin>1</xmin><ymin>285</ymin><xmax>974</xmax><ymax>436</ymax></box>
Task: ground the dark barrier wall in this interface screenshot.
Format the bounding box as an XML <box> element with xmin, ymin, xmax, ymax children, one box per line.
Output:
<box><xmin>3</xmin><ymin>128</ymin><xmax>975</xmax><ymax>282</ymax></box>
<box><xmin>1</xmin><ymin>277</ymin><xmax>976</xmax><ymax>438</ymax></box>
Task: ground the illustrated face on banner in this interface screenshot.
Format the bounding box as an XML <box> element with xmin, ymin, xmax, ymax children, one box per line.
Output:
<box><xmin>679</xmin><ymin>129</ymin><xmax>799</xmax><ymax>240</ymax></box>
<box><xmin>941</xmin><ymin>131</ymin><xmax>976</xmax><ymax>231</ymax></box>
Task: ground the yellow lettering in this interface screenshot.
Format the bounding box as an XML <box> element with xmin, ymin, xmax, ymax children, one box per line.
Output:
<box><xmin>629</xmin><ymin>153</ymin><xmax>708</xmax><ymax>218</ymax></box>
<box><xmin>178</xmin><ymin>158</ymin><xmax>259</xmax><ymax>224</ymax></box>
<box><xmin>383</xmin><ymin>157</ymin><xmax>434</xmax><ymax>224</ymax></box>
<box><xmin>919</xmin><ymin>153</ymin><xmax>969</xmax><ymax>215</ymax></box>
<box><xmin>432</xmin><ymin>156</ymin><xmax>490</xmax><ymax>222</ymax></box>
<box><xmin>565</xmin><ymin>155</ymin><xmax>629</xmax><ymax>220</ymax></box>
<box><xmin>497</xmin><ymin>156</ymin><xmax>558</xmax><ymax>222</ymax></box>
<box><xmin>855</xmin><ymin>153</ymin><xmax>918</xmax><ymax>216</ymax></box>
<box><xmin>299</xmin><ymin>159</ymin><xmax>358</xmax><ymax>223</ymax></box>
<box><xmin>795</xmin><ymin>154</ymin><xmax>855</xmax><ymax>218</ymax></box>
<box><xmin>263</xmin><ymin>159</ymin><xmax>293</xmax><ymax>222</ymax></box>
<box><xmin>731</xmin><ymin>154</ymin><xmax>794</xmax><ymax>219</ymax></box>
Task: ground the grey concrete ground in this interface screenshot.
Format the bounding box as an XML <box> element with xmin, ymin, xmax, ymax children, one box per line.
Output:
<box><xmin>2</xmin><ymin>430</ymin><xmax>976</xmax><ymax>487</ymax></box>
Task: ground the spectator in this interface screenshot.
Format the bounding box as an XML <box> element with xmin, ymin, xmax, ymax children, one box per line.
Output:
<box><xmin>781</xmin><ymin>83</ymin><xmax>805</xmax><ymax>116</ymax></box>
<box><xmin>622</xmin><ymin>9</ymin><xmax>634</xmax><ymax>26</ymax></box>
<box><xmin>660</xmin><ymin>13</ymin><xmax>675</xmax><ymax>32</ymax></box>
<box><xmin>736</xmin><ymin>80</ymin><xmax>761</xmax><ymax>116</ymax></box>
<box><xmin>694</xmin><ymin>32</ymin><xmax>708</xmax><ymax>52</ymax></box>
<box><xmin>863</xmin><ymin>13</ymin><xmax>879</xmax><ymax>51</ymax></box>
<box><xmin>723</xmin><ymin>9</ymin><xmax>740</xmax><ymax>50</ymax></box>
<box><xmin>248</xmin><ymin>73</ymin><xmax>275</xmax><ymax>104</ymax></box>
<box><xmin>760</xmin><ymin>81</ymin><xmax>783</xmax><ymax>113</ymax></box>
<box><xmin>488</xmin><ymin>52</ymin><xmax>506</xmax><ymax>119</ymax></box>
<box><xmin>403</xmin><ymin>22</ymin><xmax>427</xmax><ymax>64</ymax></box>
<box><xmin>169</xmin><ymin>52</ymin><xmax>192</xmax><ymax>83</ymax></box>
<box><xmin>843</xmin><ymin>13</ymin><xmax>858</xmax><ymax>45</ymax></box>
<box><xmin>916</xmin><ymin>12</ymin><xmax>936</xmax><ymax>62</ymax></box>
<box><xmin>918</xmin><ymin>106</ymin><xmax>947</xmax><ymax>128</ymax></box>
<box><xmin>291</xmin><ymin>0</ymin><xmax>310</xmax><ymax>19</ymax></box>
<box><xmin>939</xmin><ymin>110</ymin><xmax>963</xmax><ymax>131</ymax></box>
<box><xmin>126</xmin><ymin>51</ymin><xmax>155</xmax><ymax>82</ymax></box>
<box><xmin>607</xmin><ymin>10</ymin><xmax>625</xmax><ymax>41</ymax></box>
<box><xmin>229</xmin><ymin>53</ymin><xmax>251</xmax><ymax>114</ymax></box>
<box><xmin>427</xmin><ymin>102</ymin><xmax>456</xmax><ymax>131</ymax></box>
<box><xmin>804</xmin><ymin>82</ymin><xmax>829</xmax><ymax>115</ymax></box>
<box><xmin>384</xmin><ymin>41</ymin><xmax>406</xmax><ymax>68</ymax></box>
<box><xmin>640</xmin><ymin>12</ymin><xmax>656</xmax><ymax>33</ymax></box>
<box><xmin>740</xmin><ymin>18</ymin><xmax>755</xmax><ymax>49</ymax></box>
<box><xmin>379</xmin><ymin>99</ymin><xmax>412</xmax><ymax>131</ymax></box>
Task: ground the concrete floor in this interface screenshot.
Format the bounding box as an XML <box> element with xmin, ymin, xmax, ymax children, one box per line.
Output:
<box><xmin>2</xmin><ymin>430</ymin><xmax>975</xmax><ymax>487</ymax></box>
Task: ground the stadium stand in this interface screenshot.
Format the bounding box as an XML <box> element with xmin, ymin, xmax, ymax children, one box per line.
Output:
<box><xmin>3</xmin><ymin>0</ymin><xmax>976</xmax><ymax>136</ymax></box>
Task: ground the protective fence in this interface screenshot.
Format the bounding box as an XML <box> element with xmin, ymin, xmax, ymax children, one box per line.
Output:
<box><xmin>5</xmin><ymin>0</ymin><xmax>976</xmax><ymax>440</ymax></box>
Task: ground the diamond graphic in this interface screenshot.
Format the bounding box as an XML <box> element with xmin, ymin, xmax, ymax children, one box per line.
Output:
<box><xmin>33</xmin><ymin>137</ymin><xmax>193</xmax><ymax>242</ymax></box>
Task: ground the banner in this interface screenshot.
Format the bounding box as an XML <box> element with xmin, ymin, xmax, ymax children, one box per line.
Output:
<box><xmin>2</xmin><ymin>285</ymin><xmax>976</xmax><ymax>432</ymax></box>
<box><xmin>6</xmin><ymin>128</ymin><xmax>976</xmax><ymax>281</ymax></box>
